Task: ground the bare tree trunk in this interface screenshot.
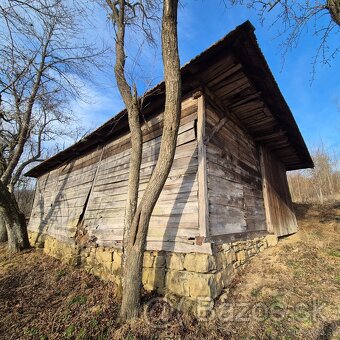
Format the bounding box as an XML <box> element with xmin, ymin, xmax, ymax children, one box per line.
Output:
<box><xmin>319</xmin><ymin>187</ymin><xmax>324</xmax><ymax>204</ymax></box>
<box><xmin>120</xmin><ymin>0</ymin><xmax>181</xmax><ymax>321</ymax></box>
<box><xmin>119</xmin><ymin>243</ymin><xmax>144</xmax><ymax>319</ymax></box>
<box><xmin>0</xmin><ymin>215</ymin><xmax>7</xmax><ymax>243</ymax></box>
<box><xmin>0</xmin><ymin>182</ymin><xmax>29</xmax><ymax>252</ymax></box>
<box><xmin>327</xmin><ymin>172</ymin><xmax>334</xmax><ymax>198</ymax></box>
<box><xmin>105</xmin><ymin>0</ymin><xmax>143</xmax><ymax>298</ymax></box>
<box><xmin>328</xmin><ymin>0</ymin><xmax>340</xmax><ymax>26</ymax></box>
<box><xmin>297</xmin><ymin>175</ymin><xmax>301</xmax><ymax>202</ymax></box>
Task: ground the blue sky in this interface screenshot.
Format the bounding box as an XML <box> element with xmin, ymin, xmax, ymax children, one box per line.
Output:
<box><xmin>73</xmin><ymin>1</ymin><xmax>340</xmax><ymax>158</ymax></box>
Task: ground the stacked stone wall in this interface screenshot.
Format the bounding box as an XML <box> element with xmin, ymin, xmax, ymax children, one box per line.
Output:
<box><xmin>28</xmin><ymin>231</ymin><xmax>278</xmax><ymax>315</ymax></box>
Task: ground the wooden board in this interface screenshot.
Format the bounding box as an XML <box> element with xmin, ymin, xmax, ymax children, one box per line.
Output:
<box><xmin>259</xmin><ymin>145</ymin><xmax>298</xmax><ymax>236</ymax></box>
<box><xmin>206</xmin><ymin>102</ymin><xmax>267</xmax><ymax>237</ymax></box>
<box><xmin>197</xmin><ymin>93</ymin><xmax>209</xmax><ymax>239</ymax></box>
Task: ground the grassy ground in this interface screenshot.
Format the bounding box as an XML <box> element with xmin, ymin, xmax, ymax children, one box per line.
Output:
<box><xmin>0</xmin><ymin>202</ymin><xmax>339</xmax><ymax>339</ymax></box>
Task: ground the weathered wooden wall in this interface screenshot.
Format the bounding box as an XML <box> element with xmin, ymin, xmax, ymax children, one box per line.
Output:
<box><xmin>28</xmin><ymin>96</ymin><xmax>213</xmax><ymax>253</ymax></box>
<box><xmin>28</xmin><ymin>92</ymin><xmax>298</xmax><ymax>253</ymax></box>
<box><xmin>205</xmin><ymin>101</ymin><xmax>267</xmax><ymax>239</ymax></box>
<box><xmin>28</xmin><ymin>149</ymin><xmax>105</xmax><ymax>244</ymax></box>
<box><xmin>259</xmin><ymin>146</ymin><xmax>298</xmax><ymax>236</ymax></box>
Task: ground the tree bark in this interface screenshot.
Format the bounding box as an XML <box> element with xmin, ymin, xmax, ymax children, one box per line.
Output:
<box><xmin>0</xmin><ymin>182</ymin><xmax>29</xmax><ymax>252</ymax></box>
<box><xmin>111</xmin><ymin>0</ymin><xmax>143</xmax><ymax>246</ymax></box>
<box><xmin>119</xmin><ymin>0</ymin><xmax>181</xmax><ymax>321</ymax></box>
<box><xmin>119</xmin><ymin>243</ymin><xmax>144</xmax><ymax>319</ymax></box>
<box><xmin>109</xmin><ymin>0</ymin><xmax>144</xmax><ymax>319</ymax></box>
<box><xmin>106</xmin><ymin>0</ymin><xmax>143</xmax><ymax>302</ymax></box>
<box><xmin>0</xmin><ymin>215</ymin><xmax>8</xmax><ymax>243</ymax></box>
<box><xmin>328</xmin><ymin>0</ymin><xmax>340</xmax><ymax>26</ymax></box>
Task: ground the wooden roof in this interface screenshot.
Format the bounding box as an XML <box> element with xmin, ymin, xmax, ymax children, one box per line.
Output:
<box><xmin>26</xmin><ymin>20</ymin><xmax>313</xmax><ymax>178</ymax></box>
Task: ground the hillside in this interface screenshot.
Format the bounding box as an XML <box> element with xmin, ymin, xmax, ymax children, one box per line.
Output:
<box><xmin>0</xmin><ymin>202</ymin><xmax>339</xmax><ymax>339</ymax></box>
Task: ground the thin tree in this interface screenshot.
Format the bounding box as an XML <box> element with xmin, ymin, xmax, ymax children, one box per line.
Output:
<box><xmin>288</xmin><ymin>145</ymin><xmax>340</xmax><ymax>203</ymax></box>
<box><xmin>229</xmin><ymin>0</ymin><xmax>339</xmax><ymax>73</ymax></box>
<box><xmin>105</xmin><ymin>0</ymin><xmax>180</xmax><ymax>320</ymax></box>
<box><xmin>0</xmin><ymin>0</ymin><xmax>101</xmax><ymax>251</ymax></box>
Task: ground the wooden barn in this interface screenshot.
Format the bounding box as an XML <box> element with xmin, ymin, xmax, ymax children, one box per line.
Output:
<box><xmin>26</xmin><ymin>21</ymin><xmax>313</xmax><ymax>304</ymax></box>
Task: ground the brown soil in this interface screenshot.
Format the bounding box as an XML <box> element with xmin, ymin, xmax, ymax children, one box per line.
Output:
<box><xmin>0</xmin><ymin>202</ymin><xmax>339</xmax><ymax>339</ymax></box>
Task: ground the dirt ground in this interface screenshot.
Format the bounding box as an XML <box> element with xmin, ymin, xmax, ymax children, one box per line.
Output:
<box><xmin>0</xmin><ymin>202</ymin><xmax>339</xmax><ymax>339</ymax></box>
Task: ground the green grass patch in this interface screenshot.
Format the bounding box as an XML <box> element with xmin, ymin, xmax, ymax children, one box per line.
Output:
<box><xmin>286</xmin><ymin>260</ymin><xmax>305</xmax><ymax>277</ymax></box>
<box><xmin>25</xmin><ymin>327</ymin><xmax>39</xmax><ymax>336</ymax></box>
<box><xmin>75</xmin><ymin>328</ymin><xmax>86</xmax><ymax>340</ymax></box>
<box><xmin>64</xmin><ymin>324</ymin><xmax>75</xmax><ymax>338</ymax></box>
<box><xmin>328</xmin><ymin>250</ymin><xmax>340</xmax><ymax>258</ymax></box>
<box><xmin>250</xmin><ymin>287</ymin><xmax>262</xmax><ymax>297</ymax></box>
<box><xmin>69</xmin><ymin>295</ymin><xmax>87</xmax><ymax>305</ymax></box>
<box><xmin>335</xmin><ymin>275</ymin><xmax>340</xmax><ymax>284</ymax></box>
<box><xmin>55</xmin><ymin>268</ymin><xmax>68</xmax><ymax>280</ymax></box>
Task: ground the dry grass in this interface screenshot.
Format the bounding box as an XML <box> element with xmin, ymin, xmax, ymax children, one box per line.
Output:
<box><xmin>0</xmin><ymin>247</ymin><xmax>120</xmax><ymax>339</ymax></box>
<box><xmin>218</xmin><ymin>201</ymin><xmax>340</xmax><ymax>339</ymax></box>
<box><xmin>0</xmin><ymin>202</ymin><xmax>339</xmax><ymax>339</ymax></box>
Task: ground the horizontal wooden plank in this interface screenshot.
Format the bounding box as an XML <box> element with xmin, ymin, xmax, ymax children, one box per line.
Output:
<box><xmin>88</xmin><ymin>191</ymin><xmax>198</xmax><ymax>208</ymax></box>
<box><xmin>207</xmin><ymin>230</ymin><xmax>267</xmax><ymax>244</ymax></box>
<box><xmin>145</xmin><ymin>241</ymin><xmax>212</xmax><ymax>254</ymax></box>
<box><xmin>92</xmin><ymin>227</ymin><xmax>200</xmax><ymax>241</ymax></box>
<box><xmin>85</xmin><ymin>214</ymin><xmax>198</xmax><ymax>228</ymax></box>
<box><xmin>208</xmin><ymin>176</ymin><xmax>244</xmax><ymax>196</ymax></box>
<box><xmin>84</xmin><ymin>203</ymin><xmax>198</xmax><ymax>219</ymax></box>
<box><xmin>96</xmin><ymin>144</ymin><xmax>198</xmax><ymax>187</ymax></box>
<box><xmin>103</xmin><ymin>116</ymin><xmax>197</xmax><ymax>161</ymax></box>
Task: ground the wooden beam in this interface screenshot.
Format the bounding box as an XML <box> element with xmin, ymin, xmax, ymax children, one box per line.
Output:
<box><xmin>208</xmin><ymin>230</ymin><xmax>268</xmax><ymax>244</ymax></box>
<box><xmin>204</xmin><ymin>116</ymin><xmax>228</xmax><ymax>145</ymax></box>
<box><xmin>197</xmin><ymin>93</ymin><xmax>209</xmax><ymax>243</ymax></box>
<box><xmin>259</xmin><ymin>145</ymin><xmax>273</xmax><ymax>233</ymax></box>
<box><xmin>80</xmin><ymin>146</ymin><xmax>105</xmax><ymax>222</ymax></box>
<box><xmin>195</xmin><ymin>77</ymin><xmax>251</xmax><ymax>138</ymax></box>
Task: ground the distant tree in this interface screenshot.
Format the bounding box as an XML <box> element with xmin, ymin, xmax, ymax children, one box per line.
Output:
<box><xmin>14</xmin><ymin>177</ymin><xmax>35</xmax><ymax>219</ymax></box>
<box><xmin>104</xmin><ymin>0</ymin><xmax>181</xmax><ymax>321</ymax></box>
<box><xmin>288</xmin><ymin>145</ymin><xmax>340</xmax><ymax>203</ymax></box>
<box><xmin>0</xmin><ymin>0</ymin><xmax>101</xmax><ymax>251</ymax></box>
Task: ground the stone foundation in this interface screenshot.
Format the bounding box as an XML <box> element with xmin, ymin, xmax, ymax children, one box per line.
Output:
<box><xmin>28</xmin><ymin>231</ymin><xmax>278</xmax><ymax>315</ymax></box>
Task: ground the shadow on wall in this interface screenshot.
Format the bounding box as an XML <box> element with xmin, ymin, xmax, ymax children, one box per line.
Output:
<box><xmin>162</xmin><ymin>148</ymin><xmax>198</xmax><ymax>252</ymax></box>
<box><xmin>34</xmin><ymin>161</ymin><xmax>76</xmax><ymax>245</ymax></box>
<box><xmin>32</xmin><ymin>124</ymin><xmax>199</xmax><ymax>253</ymax></box>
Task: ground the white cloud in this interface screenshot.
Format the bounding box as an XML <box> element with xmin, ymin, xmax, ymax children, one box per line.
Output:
<box><xmin>70</xmin><ymin>82</ymin><xmax>123</xmax><ymax>132</ymax></box>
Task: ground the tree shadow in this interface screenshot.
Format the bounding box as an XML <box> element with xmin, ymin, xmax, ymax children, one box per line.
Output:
<box><xmin>33</xmin><ymin>161</ymin><xmax>76</xmax><ymax>245</ymax></box>
<box><xmin>292</xmin><ymin>202</ymin><xmax>311</xmax><ymax>220</ymax></box>
<box><xmin>318</xmin><ymin>320</ymin><xmax>340</xmax><ymax>340</ymax></box>
<box><xmin>161</xmin><ymin>147</ymin><xmax>198</xmax><ymax>252</ymax></box>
